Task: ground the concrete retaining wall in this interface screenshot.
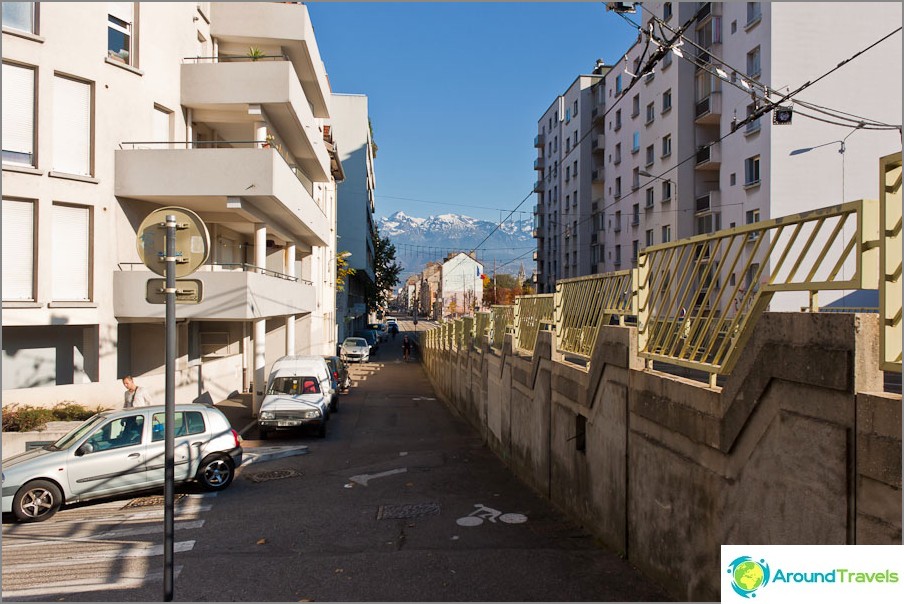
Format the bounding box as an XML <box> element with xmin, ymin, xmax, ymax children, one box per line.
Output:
<box><xmin>422</xmin><ymin>312</ymin><xmax>901</xmax><ymax>601</ymax></box>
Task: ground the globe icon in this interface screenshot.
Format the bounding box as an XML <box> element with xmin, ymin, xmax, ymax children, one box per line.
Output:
<box><xmin>733</xmin><ymin>560</ymin><xmax>765</xmax><ymax>592</ymax></box>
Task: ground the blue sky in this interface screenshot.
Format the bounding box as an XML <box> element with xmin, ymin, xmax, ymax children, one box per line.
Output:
<box><xmin>307</xmin><ymin>2</ymin><xmax>639</xmax><ymax>224</ymax></box>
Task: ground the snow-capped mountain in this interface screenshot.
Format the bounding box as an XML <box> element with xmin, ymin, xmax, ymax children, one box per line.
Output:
<box><xmin>378</xmin><ymin>211</ymin><xmax>534</xmax><ymax>279</ymax></box>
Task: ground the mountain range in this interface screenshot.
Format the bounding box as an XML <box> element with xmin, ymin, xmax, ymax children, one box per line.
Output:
<box><xmin>377</xmin><ymin>211</ymin><xmax>535</xmax><ymax>280</ymax></box>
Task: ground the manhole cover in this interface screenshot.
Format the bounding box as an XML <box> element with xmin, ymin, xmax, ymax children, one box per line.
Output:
<box><xmin>123</xmin><ymin>493</ymin><xmax>188</xmax><ymax>508</ymax></box>
<box><xmin>244</xmin><ymin>469</ymin><xmax>301</xmax><ymax>483</ymax></box>
<box><xmin>376</xmin><ymin>502</ymin><xmax>441</xmax><ymax>520</ymax></box>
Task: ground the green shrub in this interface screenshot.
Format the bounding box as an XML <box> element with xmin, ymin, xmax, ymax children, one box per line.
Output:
<box><xmin>2</xmin><ymin>402</ymin><xmax>109</xmax><ymax>432</ymax></box>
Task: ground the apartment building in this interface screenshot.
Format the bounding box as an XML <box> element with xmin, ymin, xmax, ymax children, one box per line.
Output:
<box><xmin>419</xmin><ymin>261</ymin><xmax>442</xmax><ymax>320</ymax></box>
<box><xmin>535</xmin><ymin>2</ymin><xmax>902</xmax><ymax>309</ymax></box>
<box><xmin>331</xmin><ymin>93</ymin><xmax>377</xmax><ymax>343</ymax></box>
<box><xmin>2</xmin><ymin>2</ymin><xmax>344</xmax><ymax>413</ymax></box>
<box><xmin>440</xmin><ymin>252</ymin><xmax>483</xmax><ymax>318</ymax></box>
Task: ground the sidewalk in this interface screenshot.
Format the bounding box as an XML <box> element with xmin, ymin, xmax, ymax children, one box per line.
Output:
<box><xmin>213</xmin><ymin>392</ymin><xmax>309</xmax><ymax>467</ymax></box>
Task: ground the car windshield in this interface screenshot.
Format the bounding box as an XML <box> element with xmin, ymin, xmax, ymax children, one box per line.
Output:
<box><xmin>49</xmin><ymin>414</ymin><xmax>109</xmax><ymax>450</ymax></box>
<box><xmin>344</xmin><ymin>338</ymin><xmax>367</xmax><ymax>347</ymax></box>
<box><xmin>268</xmin><ymin>376</ymin><xmax>320</xmax><ymax>395</ymax></box>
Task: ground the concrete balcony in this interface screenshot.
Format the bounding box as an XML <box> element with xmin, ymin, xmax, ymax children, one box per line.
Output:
<box><xmin>534</xmin><ymin>157</ymin><xmax>545</xmax><ymax>171</ymax></box>
<box><xmin>695</xmin><ymin>141</ymin><xmax>721</xmax><ymax>170</ymax></box>
<box><xmin>694</xmin><ymin>92</ymin><xmax>722</xmax><ymax>125</ymax></box>
<box><xmin>181</xmin><ymin>60</ymin><xmax>330</xmax><ymax>181</ymax></box>
<box><xmin>115</xmin><ymin>147</ymin><xmax>329</xmax><ymax>250</ymax></box>
<box><xmin>210</xmin><ymin>2</ymin><xmax>330</xmax><ymax>118</ymax></box>
<box><xmin>534</xmin><ymin>133</ymin><xmax>545</xmax><ymax>148</ymax></box>
<box><xmin>534</xmin><ymin>180</ymin><xmax>545</xmax><ymax>192</ymax></box>
<box><xmin>592</xmin><ymin>135</ymin><xmax>605</xmax><ymax>153</ymax></box>
<box><xmin>114</xmin><ymin>264</ymin><xmax>315</xmax><ymax>321</ymax></box>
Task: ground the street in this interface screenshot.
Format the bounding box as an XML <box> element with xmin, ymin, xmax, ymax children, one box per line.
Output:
<box><xmin>2</xmin><ymin>324</ymin><xmax>670</xmax><ymax>602</ymax></box>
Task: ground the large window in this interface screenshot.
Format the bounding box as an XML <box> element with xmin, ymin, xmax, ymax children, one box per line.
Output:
<box><xmin>52</xmin><ymin>204</ymin><xmax>91</xmax><ymax>301</ymax></box>
<box><xmin>744</xmin><ymin>155</ymin><xmax>761</xmax><ymax>186</ymax></box>
<box><xmin>53</xmin><ymin>75</ymin><xmax>93</xmax><ymax>176</ymax></box>
<box><xmin>2</xmin><ymin>198</ymin><xmax>35</xmax><ymax>300</ymax></box>
<box><xmin>662</xmin><ymin>89</ymin><xmax>672</xmax><ymax>112</ymax></box>
<box><xmin>2</xmin><ymin>62</ymin><xmax>36</xmax><ymax>166</ymax></box>
<box><xmin>661</xmin><ymin>133</ymin><xmax>672</xmax><ymax>157</ymax></box>
<box><xmin>108</xmin><ymin>2</ymin><xmax>135</xmax><ymax>65</ymax></box>
<box><xmin>747</xmin><ymin>46</ymin><xmax>761</xmax><ymax>78</ymax></box>
<box><xmin>632</xmin><ymin>131</ymin><xmax>640</xmax><ymax>153</ymax></box>
<box><xmin>2</xmin><ymin>2</ymin><xmax>37</xmax><ymax>34</ymax></box>
<box><xmin>662</xmin><ymin>224</ymin><xmax>672</xmax><ymax>243</ymax></box>
<box><xmin>746</xmin><ymin>2</ymin><xmax>762</xmax><ymax>26</ymax></box>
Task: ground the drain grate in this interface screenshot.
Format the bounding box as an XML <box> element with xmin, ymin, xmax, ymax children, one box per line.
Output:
<box><xmin>244</xmin><ymin>468</ymin><xmax>301</xmax><ymax>483</ymax></box>
<box><xmin>376</xmin><ymin>502</ymin><xmax>441</xmax><ymax>520</ymax></box>
<box><xmin>123</xmin><ymin>493</ymin><xmax>188</xmax><ymax>508</ymax></box>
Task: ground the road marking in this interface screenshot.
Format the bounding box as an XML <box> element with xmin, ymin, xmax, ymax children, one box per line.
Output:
<box><xmin>1</xmin><ymin>565</ymin><xmax>183</xmax><ymax>599</ymax></box>
<box><xmin>14</xmin><ymin>503</ymin><xmax>214</xmax><ymax>527</ymax></box>
<box><xmin>2</xmin><ymin>540</ymin><xmax>196</xmax><ymax>571</ymax></box>
<box><xmin>348</xmin><ymin>467</ymin><xmax>407</xmax><ymax>486</ymax></box>
<box><xmin>1</xmin><ymin>520</ymin><xmax>205</xmax><ymax>548</ymax></box>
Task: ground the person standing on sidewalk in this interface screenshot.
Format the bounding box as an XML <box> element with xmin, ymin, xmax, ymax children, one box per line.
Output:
<box><xmin>402</xmin><ymin>335</ymin><xmax>412</xmax><ymax>362</ymax></box>
<box><xmin>122</xmin><ymin>375</ymin><xmax>153</xmax><ymax>408</ymax></box>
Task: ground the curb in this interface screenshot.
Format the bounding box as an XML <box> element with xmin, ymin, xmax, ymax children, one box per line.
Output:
<box><xmin>239</xmin><ymin>445</ymin><xmax>309</xmax><ymax>467</ymax></box>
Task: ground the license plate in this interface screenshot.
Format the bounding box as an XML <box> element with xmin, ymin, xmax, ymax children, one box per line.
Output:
<box><xmin>277</xmin><ymin>420</ymin><xmax>298</xmax><ymax>427</ymax></box>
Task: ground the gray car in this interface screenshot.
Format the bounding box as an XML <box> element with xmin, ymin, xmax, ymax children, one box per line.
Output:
<box><xmin>1</xmin><ymin>404</ymin><xmax>243</xmax><ymax>522</ymax></box>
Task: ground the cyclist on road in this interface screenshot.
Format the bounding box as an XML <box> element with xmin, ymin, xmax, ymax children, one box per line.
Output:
<box><xmin>402</xmin><ymin>335</ymin><xmax>412</xmax><ymax>362</ymax></box>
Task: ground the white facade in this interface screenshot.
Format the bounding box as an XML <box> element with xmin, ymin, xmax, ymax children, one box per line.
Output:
<box><xmin>440</xmin><ymin>253</ymin><xmax>484</xmax><ymax>318</ymax></box>
<box><xmin>535</xmin><ymin>2</ymin><xmax>902</xmax><ymax>309</ymax></box>
<box><xmin>2</xmin><ymin>2</ymin><xmax>343</xmax><ymax>412</ymax></box>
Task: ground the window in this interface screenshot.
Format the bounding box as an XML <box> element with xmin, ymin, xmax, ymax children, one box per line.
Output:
<box><xmin>2</xmin><ymin>62</ymin><xmax>36</xmax><ymax>166</ymax></box>
<box><xmin>108</xmin><ymin>2</ymin><xmax>135</xmax><ymax>65</ymax></box>
<box><xmin>696</xmin><ymin>212</ymin><xmax>721</xmax><ymax>235</ymax></box>
<box><xmin>662</xmin><ymin>224</ymin><xmax>672</xmax><ymax>243</ymax></box>
<box><xmin>746</xmin><ymin>263</ymin><xmax>760</xmax><ymax>292</ymax></box>
<box><xmin>85</xmin><ymin>415</ymin><xmax>145</xmax><ymax>451</ymax></box>
<box><xmin>646</xmin><ymin>102</ymin><xmax>655</xmax><ymax>124</ymax></box>
<box><xmin>554</xmin><ymin>136</ymin><xmax>558</xmax><ymax>152</ymax></box>
<box><xmin>548</xmin><ymin>117</ymin><xmax>552</xmax><ymax>130</ymax></box>
<box><xmin>565</xmin><ymin>108</ymin><xmax>571</xmax><ymax>124</ymax></box>
<box><xmin>744</xmin><ymin>155</ymin><xmax>760</xmax><ymax>186</ymax></box>
<box><xmin>2</xmin><ymin>198</ymin><xmax>35</xmax><ymax>300</ymax></box>
<box><xmin>663</xmin><ymin>51</ymin><xmax>672</xmax><ymax>69</ymax></box>
<box><xmin>632</xmin><ymin>240</ymin><xmax>639</xmax><ymax>261</ymax></box>
<box><xmin>632</xmin><ymin>131</ymin><xmax>640</xmax><ymax>153</ymax></box>
<box><xmin>614</xmin><ymin>211</ymin><xmax>622</xmax><ymax>232</ymax></box>
<box><xmin>151</xmin><ymin>411</ymin><xmax>206</xmax><ymax>441</ymax></box>
<box><xmin>565</xmin><ymin>166</ymin><xmax>570</xmax><ymax>181</ymax></box>
<box><xmin>573</xmin><ymin>131</ymin><xmax>578</xmax><ymax>147</ymax></box>
<box><xmin>645</xmin><ymin>144</ymin><xmax>654</xmax><ymax>166</ymax></box>
<box><xmin>52</xmin><ymin>203</ymin><xmax>91</xmax><ymax>301</ymax></box>
<box><xmin>614</xmin><ymin>177</ymin><xmax>622</xmax><ymax>198</ymax></box>
<box><xmin>646</xmin><ymin>229</ymin><xmax>655</xmax><ymax>247</ymax></box>
<box><xmin>53</xmin><ymin>75</ymin><xmax>93</xmax><ymax>176</ymax></box>
<box><xmin>3</xmin><ymin>2</ymin><xmax>37</xmax><ymax>34</ymax></box>
<box><xmin>747</xmin><ymin>46</ymin><xmax>761</xmax><ymax>78</ymax></box>
<box><xmin>615</xmin><ymin>74</ymin><xmax>622</xmax><ymax>95</ymax></box>
<box><xmin>573</xmin><ymin>99</ymin><xmax>578</xmax><ymax>116</ymax></box>
<box><xmin>662</xmin><ymin>89</ymin><xmax>672</xmax><ymax>112</ymax></box>
<box><xmin>662</xmin><ymin>180</ymin><xmax>672</xmax><ymax>202</ymax></box>
<box><xmin>632</xmin><ymin>168</ymin><xmax>640</xmax><ymax>191</ymax></box>
<box><xmin>614</xmin><ymin>109</ymin><xmax>622</xmax><ymax>131</ymax></box>
<box><xmin>745</xmin><ymin>102</ymin><xmax>761</xmax><ymax>133</ymax></box>
<box><xmin>632</xmin><ymin>94</ymin><xmax>640</xmax><ymax>117</ymax></box>
<box><xmin>746</xmin><ymin>2</ymin><xmax>761</xmax><ymax>26</ymax></box>
<box><xmin>572</xmin><ymin>160</ymin><xmax>578</xmax><ymax>178</ymax></box>
<box><xmin>730</xmin><ymin>173</ymin><xmax>737</xmax><ymax>186</ymax></box>
<box><xmin>731</xmin><ymin>20</ymin><xmax>737</xmax><ymax>34</ymax></box>
<box><xmin>566</xmin><ymin>138</ymin><xmax>571</xmax><ymax>153</ymax></box>
<box><xmin>615</xmin><ymin>245</ymin><xmax>622</xmax><ymax>264</ymax></box>
<box><xmin>661</xmin><ymin>134</ymin><xmax>672</xmax><ymax>157</ymax></box>
<box><xmin>645</xmin><ymin>187</ymin><xmax>655</xmax><ymax>208</ymax></box>
<box><xmin>663</xmin><ymin>2</ymin><xmax>672</xmax><ymax>20</ymax></box>
<box><xmin>632</xmin><ymin>203</ymin><xmax>640</xmax><ymax>225</ymax></box>
<box><xmin>614</xmin><ymin>142</ymin><xmax>622</xmax><ymax>164</ymax></box>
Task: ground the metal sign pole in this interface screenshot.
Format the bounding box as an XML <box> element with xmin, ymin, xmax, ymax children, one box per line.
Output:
<box><xmin>164</xmin><ymin>214</ymin><xmax>176</xmax><ymax>602</ymax></box>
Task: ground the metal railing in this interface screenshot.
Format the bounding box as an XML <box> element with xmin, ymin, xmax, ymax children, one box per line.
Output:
<box><xmin>182</xmin><ymin>54</ymin><xmax>290</xmax><ymax>64</ymax></box>
<box><xmin>513</xmin><ymin>294</ymin><xmax>554</xmax><ymax>354</ymax></box>
<box><xmin>556</xmin><ymin>271</ymin><xmax>635</xmax><ymax>359</ymax></box>
<box><xmin>879</xmin><ymin>152</ymin><xmax>902</xmax><ymax>372</ymax></box>
<box><xmin>490</xmin><ymin>305</ymin><xmax>514</xmax><ymax>350</ymax></box>
<box><xmin>117</xmin><ymin>262</ymin><xmax>310</xmax><ymax>285</ymax></box>
<box><xmin>475</xmin><ymin>312</ymin><xmax>491</xmax><ymax>341</ymax></box>
<box><xmin>637</xmin><ymin>199</ymin><xmax>879</xmax><ymax>382</ymax></box>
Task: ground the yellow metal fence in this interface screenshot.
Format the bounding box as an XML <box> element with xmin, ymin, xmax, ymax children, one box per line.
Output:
<box><xmin>514</xmin><ymin>294</ymin><xmax>554</xmax><ymax>353</ymax></box>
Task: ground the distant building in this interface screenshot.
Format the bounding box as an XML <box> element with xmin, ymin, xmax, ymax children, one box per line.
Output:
<box><xmin>441</xmin><ymin>252</ymin><xmax>484</xmax><ymax>318</ymax></box>
<box><xmin>419</xmin><ymin>262</ymin><xmax>442</xmax><ymax>320</ymax></box>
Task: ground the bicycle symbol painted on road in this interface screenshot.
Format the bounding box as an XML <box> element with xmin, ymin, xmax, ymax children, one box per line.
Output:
<box><xmin>455</xmin><ymin>504</ymin><xmax>528</xmax><ymax>527</ymax></box>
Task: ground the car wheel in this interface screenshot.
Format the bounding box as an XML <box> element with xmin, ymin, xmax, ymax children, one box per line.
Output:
<box><xmin>13</xmin><ymin>479</ymin><xmax>63</xmax><ymax>523</ymax></box>
<box><xmin>197</xmin><ymin>454</ymin><xmax>235</xmax><ymax>491</ymax></box>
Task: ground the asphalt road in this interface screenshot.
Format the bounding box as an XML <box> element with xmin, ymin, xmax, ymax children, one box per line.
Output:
<box><xmin>2</xmin><ymin>324</ymin><xmax>671</xmax><ymax>602</ymax></box>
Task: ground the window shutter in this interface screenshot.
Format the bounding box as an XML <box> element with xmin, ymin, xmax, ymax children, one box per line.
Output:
<box><xmin>52</xmin><ymin>204</ymin><xmax>90</xmax><ymax>301</ymax></box>
<box><xmin>2</xmin><ymin>63</ymin><xmax>35</xmax><ymax>164</ymax></box>
<box><xmin>2</xmin><ymin>199</ymin><xmax>35</xmax><ymax>300</ymax></box>
<box><xmin>53</xmin><ymin>76</ymin><xmax>92</xmax><ymax>176</ymax></box>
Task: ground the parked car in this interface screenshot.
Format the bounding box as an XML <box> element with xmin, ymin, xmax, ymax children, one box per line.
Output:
<box><xmin>355</xmin><ymin>330</ymin><xmax>380</xmax><ymax>352</ymax></box>
<box><xmin>340</xmin><ymin>337</ymin><xmax>370</xmax><ymax>363</ymax></box>
<box><xmin>367</xmin><ymin>323</ymin><xmax>389</xmax><ymax>342</ymax></box>
<box><xmin>385</xmin><ymin>317</ymin><xmax>398</xmax><ymax>328</ymax></box>
<box><xmin>323</xmin><ymin>355</ymin><xmax>350</xmax><ymax>411</ymax></box>
<box><xmin>258</xmin><ymin>373</ymin><xmax>329</xmax><ymax>439</ymax></box>
<box><xmin>387</xmin><ymin>323</ymin><xmax>399</xmax><ymax>336</ymax></box>
<box><xmin>1</xmin><ymin>404</ymin><xmax>242</xmax><ymax>523</ymax></box>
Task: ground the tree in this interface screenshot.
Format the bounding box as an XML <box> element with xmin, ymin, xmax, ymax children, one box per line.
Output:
<box><xmin>336</xmin><ymin>251</ymin><xmax>355</xmax><ymax>292</ymax></box>
<box><xmin>364</xmin><ymin>231</ymin><xmax>401</xmax><ymax>313</ymax></box>
<box><xmin>368</xmin><ymin>118</ymin><xmax>378</xmax><ymax>159</ymax></box>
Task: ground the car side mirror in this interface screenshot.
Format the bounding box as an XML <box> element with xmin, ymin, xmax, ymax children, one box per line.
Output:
<box><xmin>76</xmin><ymin>442</ymin><xmax>94</xmax><ymax>456</ymax></box>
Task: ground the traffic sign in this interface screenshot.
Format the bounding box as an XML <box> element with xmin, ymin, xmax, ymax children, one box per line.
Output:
<box><xmin>137</xmin><ymin>207</ymin><xmax>210</xmax><ymax>278</ymax></box>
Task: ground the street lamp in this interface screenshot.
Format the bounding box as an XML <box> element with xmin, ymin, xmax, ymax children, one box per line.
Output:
<box><xmin>638</xmin><ymin>169</ymin><xmax>672</xmax><ymax>183</ymax></box>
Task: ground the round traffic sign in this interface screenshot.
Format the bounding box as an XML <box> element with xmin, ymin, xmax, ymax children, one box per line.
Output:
<box><xmin>137</xmin><ymin>207</ymin><xmax>210</xmax><ymax>278</ymax></box>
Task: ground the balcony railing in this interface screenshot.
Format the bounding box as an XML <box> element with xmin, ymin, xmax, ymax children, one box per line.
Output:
<box><xmin>118</xmin><ymin>262</ymin><xmax>311</xmax><ymax>285</ymax></box>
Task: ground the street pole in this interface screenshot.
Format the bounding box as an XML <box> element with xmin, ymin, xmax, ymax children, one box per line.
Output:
<box><xmin>164</xmin><ymin>215</ymin><xmax>176</xmax><ymax>602</ymax></box>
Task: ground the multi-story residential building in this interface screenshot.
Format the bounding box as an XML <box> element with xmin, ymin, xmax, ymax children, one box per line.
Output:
<box><xmin>535</xmin><ymin>2</ymin><xmax>902</xmax><ymax>310</ymax></box>
<box><xmin>440</xmin><ymin>252</ymin><xmax>483</xmax><ymax>318</ymax></box>
<box><xmin>419</xmin><ymin>262</ymin><xmax>442</xmax><ymax>320</ymax></box>
<box><xmin>2</xmin><ymin>2</ymin><xmax>344</xmax><ymax>414</ymax></box>
<box><xmin>331</xmin><ymin>93</ymin><xmax>377</xmax><ymax>343</ymax></box>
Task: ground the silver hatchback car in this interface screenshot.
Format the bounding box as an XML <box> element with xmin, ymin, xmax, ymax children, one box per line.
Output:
<box><xmin>2</xmin><ymin>403</ymin><xmax>243</xmax><ymax>522</ymax></box>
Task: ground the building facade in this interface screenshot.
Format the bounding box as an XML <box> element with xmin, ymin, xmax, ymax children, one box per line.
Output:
<box><xmin>331</xmin><ymin>93</ymin><xmax>377</xmax><ymax>344</ymax></box>
<box><xmin>2</xmin><ymin>2</ymin><xmax>344</xmax><ymax>413</ymax></box>
<box><xmin>440</xmin><ymin>252</ymin><xmax>483</xmax><ymax>318</ymax></box>
<box><xmin>535</xmin><ymin>2</ymin><xmax>902</xmax><ymax>310</ymax></box>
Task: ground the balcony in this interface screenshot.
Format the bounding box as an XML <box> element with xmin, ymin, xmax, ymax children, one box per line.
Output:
<box><xmin>181</xmin><ymin>60</ymin><xmax>330</xmax><ymax>181</ymax></box>
<box><xmin>592</xmin><ymin>106</ymin><xmax>605</xmax><ymax>125</ymax></box>
<box><xmin>694</xmin><ymin>141</ymin><xmax>721</xmax><ymax>170</ymax></box>
<box><xmin>695</xmin><ymin>190</ymin><xmax>720</xmax><ymax>214</ymax></box>
<box><xmin>534</xmin><ymin>133</ymin><xmax>545</xmax><ymax>147</ymax></box>
<box><xmin>115</xmin><ymin>146</ymin><xmax>329</xmax><ymax>250</ymax></box>
<box><xmin>210</xmin><ymin>2</ymin><xmax>330</xmax><ymax>118</ymax></box>
<box><xmin>534</xmin><ymin>180</ymin><xmax>545</xmax><ymax>192</ymax></box>
<box><xmin>591</xmin><ymin>135</ymin><xmax>605</xmax><ymax>153</ymax></box>
<box><xmin>114</xmin><ymin>264</ymin><xmax>315</xmax><ymax>321</ymax></box>
<box><xmin>694</xmin><ymin>92</ymin><xmax>722</xmax><ymax>125</ymax></box>
<box><xmin>592</xmin><ymin>168</ymin><xmax>605</xmax><ymax>183</ymax></box>
<box><xmin>534</xmin><ymin>157</ymin><xmax>545</xmax><ymax>171</ymax></box>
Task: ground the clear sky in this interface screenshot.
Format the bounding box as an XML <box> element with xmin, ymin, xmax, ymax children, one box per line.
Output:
<box><xmin>307</xmin><ymin>1</ymin><xmax>639</xmax><ymax>223</ymax></box>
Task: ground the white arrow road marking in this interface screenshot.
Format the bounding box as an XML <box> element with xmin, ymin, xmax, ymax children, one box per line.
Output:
<box><xmin>348</xmin><ymin>467</ymin><xmax>407</xmax><ymax>486</ymax></box>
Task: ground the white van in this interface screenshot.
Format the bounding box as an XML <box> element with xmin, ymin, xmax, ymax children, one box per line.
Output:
<box><xmin>258</xmin><ymin>356</ymin><xmax>335</xmax><ymax>439</ymax></box>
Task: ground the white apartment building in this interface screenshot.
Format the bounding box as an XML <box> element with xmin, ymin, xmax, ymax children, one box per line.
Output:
<box><xmin>2</xmin><ymin>2</ymin><xmax>344</xmax><ymax>413</ymax></box>
<box><xmin>536</xmin><ymin>2</ymin><xmax>902</xmax><ymax>309</ymax></box>
<box><xmin>331</xmin><ymin>93</ymin><xmax>377</xmax><ymax>344</ymax></box>
<box><xmin>440</xmin><ymin>252</ymin><xmax>483</xmax><ymax>318</ymax></box>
